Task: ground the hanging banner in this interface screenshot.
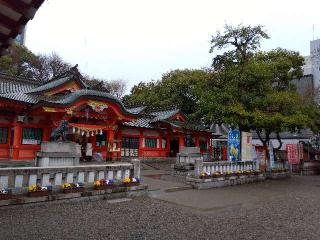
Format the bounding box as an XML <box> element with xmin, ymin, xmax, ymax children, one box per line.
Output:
<box><xmin>286</xmin><ymin>144</ymin><xmax>299</xmax><ymax>164</ymax></box>
<box><xmin>228</xmin><ymin>129</ymin><xmax>240</xmax><ymax>161</ymax></box>
<box><xmin>255</xmin><ymin>146</ymin><xmax>267</xmax><ymax>171</ymax></box>
<box><xmin>241</xmin><ymin>132</ymin><xmax>253</xmax><ymax>161</ymax></box>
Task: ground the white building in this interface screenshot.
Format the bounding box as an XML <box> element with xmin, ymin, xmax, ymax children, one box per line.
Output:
<box><xmin>303</xmin><ymin>39</ymin><xmax>320</xmax><ymax>91</ymax></box>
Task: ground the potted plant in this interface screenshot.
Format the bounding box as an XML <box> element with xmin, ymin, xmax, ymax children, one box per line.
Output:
<box><xmin>225</xmin><ymin>171</ymin><xmax>236</xmax><ymax>179</ymax></box>
<box><xmin>212</xmin><ymin>171</ymin><xmax>222</xmax><ymax>178</ymax></box>
<box><xmin>94</xmin><ymin>179</ymin><xmax>115</xmax><ymax>190</ymax></box>
<box><xmin>62</xmin><ymin>182</ymin><xmax>85</xmax><ymax>194</ymax></box>
<box><xmin>244</xmin><ymin>170</ymin><xmax>254</xmax><ymax>176</ymax></box>
<box><xmin>235</xmin><ymin>170</ymin><xmax>243</xmax><ymax>177</ymax></box>
<box><xmin>122</xmin><ymin>177</ymin><xmax>140</xmax><ymax>187</ymax></box>
<box><xmin>199</xmin><ymin>172</ymin><xmax>211</xmax><ymax>179</ymax></box>
<box><xmin>254</xmin><ymin>169</ymin><xmax>262</xmax><ymax>175</ymax></box>
<box><xmin>28</xmin><ymin>184</ymin><xmax>52</xmax><ymax>197</ymax></box>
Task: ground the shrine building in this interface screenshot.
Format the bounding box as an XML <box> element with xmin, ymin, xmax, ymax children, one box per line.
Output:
<box><xmin>0</xmin><ymin>68</ymin><xmax>212</xmax><ymax>161</ymax></box>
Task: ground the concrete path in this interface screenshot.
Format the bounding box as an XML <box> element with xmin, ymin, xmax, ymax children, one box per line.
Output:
<box><xmin>141</xmin><ymin>169</ymin><xmax>188</xmax><ymax>191</ymax></box>
<box><xmin>141</xmin><ymin>163</ymin><xmax>320</xmax><ymax>214</ymax></box>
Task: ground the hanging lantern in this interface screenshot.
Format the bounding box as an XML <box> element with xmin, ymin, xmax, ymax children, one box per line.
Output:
<box><xmin>91</xmin><ymin>131</ymin><xmax>94</xmax><ymax>137</ymax></box>
<box><xmin>86</xmin><ymin>132</ymin><xmax>90</xmax><ymax>137</ymax></box>
<box><xmin>81</xmin><ymin>131</ymin><xmax>84</xmax><ymax>136</ymax></box>
<box><xmin>100</xmin><ymin>129</ymin><xmax>103</xmax><ymax>135</ymax></box>
<box><xmin>73</xmin><ymin>127</ymin><xmax>76</xmax><ymax>133</ymax></box>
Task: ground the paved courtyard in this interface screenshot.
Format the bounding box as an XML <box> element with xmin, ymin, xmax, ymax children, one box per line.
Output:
<box><xmin>1</xmin><ymin>174</ymin><xmax>320</xmax><ymax>240</ymax></box>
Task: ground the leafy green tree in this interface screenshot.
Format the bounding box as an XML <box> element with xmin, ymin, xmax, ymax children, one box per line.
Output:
<box><xmin>0</xmin><ymin>43</ymin><xmax>39</xmax><ymax>79</ymax></box>
<box><xmin>123</xmin><ymin>69</ymin><xmax>212</xmax><ymax>119</ymax></box>
<box><xmin>201</xmin><ymin>24</ymin><xmax>317</xmax><ymax>149</ymax></box>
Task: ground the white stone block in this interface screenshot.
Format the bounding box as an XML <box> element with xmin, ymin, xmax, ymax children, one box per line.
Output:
<box><xmin>88</xmin><ymin>172</ymin><xmax>95</xmax><ymax>183</ymax></box>
<box><xmin>77</xmin><ymin>172</ymin><xmax>85</xmax><ymax>183</ymax></box>
<box><xmin>0</xmin><ymin>176</ymin><xmax>9</xmax><ymax>189</ymax></box>
<box><xmin>66</xmin><ymin>173</ymin><xmax>74</xmax><ymax>183</ymax></box>
<box><xmin>54</xmin><ymin>173</ymin><xmax>63</xmax><ymax>186</ymax></box>
<box><xmin>124</xmin><ymin>169</ymin><xmax>130</xmax><ymax>178</ymax></box>
<box><xmin>116</xmin><ymin>170</ymin><xmax>122</xmax><ymax>180</ymax></box>
<box><xmin>42</xmin><ymin>174</ymin><xmax>51</xmax><ymax>186</ymax></box>
<box><xmin>107</xmin><ymin>171</ymin><xmax>113</xmax><ymax>180</ymax></box>
<box><xmin>15</xmin><ymin>175</ymin><xmax>24</xmax><ymax>188</ymax></box>
<box><xmin>28</xmin><ymin>174</ymin><xmax>37</xmax><ymax>186</ymax></box>
<box><xmin>98</xmin><ymin>171</ymin><xmax>104</xmax><ymax>180</ymax></box>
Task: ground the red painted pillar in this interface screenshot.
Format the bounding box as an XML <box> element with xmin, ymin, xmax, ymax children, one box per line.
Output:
<box><xmin>195</xmin><ymin>135</ymin><xmax>200</xmax><ymax>147</ymax></box>
<box><xmin>107</xmin><ymin>129</ymin><xmax>115</xmax><ymax>160</ymax></box>
<box><xmin>166</xmin><ymin>135</ymin><xmax>170</xmax><ymax>157</ymax></box>
<box><xmin>138</xmin><ymin>130</ymin><xmax>144</xmax><ymax>157</ymax></box>
<box><xmin>12</xmin><ymin>123</ymin><xmax>22</xmax><ymax>160</ymax></box>
<box><xmin>42</xmin><ymin>127</ymin><xmax>50</xmax><ymax>142</ymax></box>
<box><xmin>179</xmin><ymin>134</ymin><xmax>185</xmax><ymax>152</ymax></box>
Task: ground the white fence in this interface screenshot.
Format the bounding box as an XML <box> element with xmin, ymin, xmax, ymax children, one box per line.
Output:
<box><xmin>194</xmin><ymin>160</ymin><xmax>256</xmax><ymax>177</ymax></box>
<box><xmin>0</xmin><ymin>160</ymin><xmax>140</xmax><ymax>192</ymax></box>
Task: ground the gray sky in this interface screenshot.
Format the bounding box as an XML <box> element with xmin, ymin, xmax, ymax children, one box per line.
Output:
<box><xmin>26</xmin><ymin>0</ymin><xmax>320</xmax><ymax>91</ymax></box>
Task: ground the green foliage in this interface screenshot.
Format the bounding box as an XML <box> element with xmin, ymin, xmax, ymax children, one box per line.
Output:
<box><xmin>0</xmin><ymin>43</ymin><xmax>39</xmax><ymax>79</ymax></box>
<box><xmin>123</xmin><ymin>69</ymin><xmax>212</xmax><ymax>120</ymax></box>
<box><xmin>204</xmin><ymin>24</ymin><xmax>319</xmax><ymax>147</ymax></box>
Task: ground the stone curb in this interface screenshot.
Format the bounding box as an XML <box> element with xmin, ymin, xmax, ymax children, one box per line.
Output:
<box><xmin>0</xmin><ymin>184</ymin><xmax>148</xmax><ymax>207</ymax></box>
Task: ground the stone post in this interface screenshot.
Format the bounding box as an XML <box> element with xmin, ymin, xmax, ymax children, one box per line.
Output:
<box><xmin>194</xmin><ymin>158</ymin><xmax>203</xmax><ymax>178</ymax></box>
<box><xmin>131</xmin><ymin>159</ymin><xmax>141</xmax><ymax>179</ymax></box>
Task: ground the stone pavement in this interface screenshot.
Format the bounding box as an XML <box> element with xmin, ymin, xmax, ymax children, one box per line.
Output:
<box><xmin>141</xmin><ymin>162</ymin><xmax>320</xmax><ymax>213</ymax></box>
<box><xmin>141</xmin><ymin>168</ymin><xmax>188</xmax><ymax>191</ymax></box>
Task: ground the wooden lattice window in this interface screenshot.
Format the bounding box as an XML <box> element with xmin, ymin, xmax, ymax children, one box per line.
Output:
<box><xmin>145</xmin><ymin>138</ymin><xmax>157</xmax><ymax>148</ymax></box>
<box><xmin>22</xmin><ymin>128</ymin><xmax>42</xmax><ymax>145</ymax></box>
<box><xmin>0</xmin><ymin>128</ymin><xmax>8</xmax><ymax>144</ymax></box>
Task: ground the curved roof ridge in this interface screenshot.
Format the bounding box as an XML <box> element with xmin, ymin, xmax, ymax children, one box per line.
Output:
<box><xmin>34</xmin><ymin>89</ymin><xmax>137</xmax><ymax>117</ymax></box>
<box><xmin>26</xmin><ymin>74</ymin><xmax>88</xmax><ymax>94</ymax></box>
<box><xmin>0</xmin><ymin>72</ymin><xmax>42</xmax><ymax>85</ymax></box>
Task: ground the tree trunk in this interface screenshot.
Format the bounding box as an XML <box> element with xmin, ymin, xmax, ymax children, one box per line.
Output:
<box><xmin>275</xmin><ymin>132</ymin><xmax>283</xmax><ymax>150</ymax></box>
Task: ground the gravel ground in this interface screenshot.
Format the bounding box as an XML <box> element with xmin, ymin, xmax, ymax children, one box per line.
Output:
<box><xmin>1</xmin><ymin>176</ymin><xmax>320</xmax><ymax>240</ymax></box>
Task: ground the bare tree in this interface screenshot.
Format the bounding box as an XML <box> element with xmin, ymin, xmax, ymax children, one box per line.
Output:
<box><xmin>104</xmin><ymin>79</ymin><xmax>127</xmax><ymax>98</ymax></box>
<box><xmin>35</xmin><ymin>52</ymin><xmax>72</xmax><ymax>82</ymax></box>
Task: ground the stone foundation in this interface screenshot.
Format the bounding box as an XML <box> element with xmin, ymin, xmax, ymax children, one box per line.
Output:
<box><xmin>266</xmin><ymin>172</ymin><xmax>291</xmax><ymax>180</ymax></box>
<box><xmin>0</xmin><ymin>184</ymin><xmax>148</xmax><ymax>207</ymax></box>
<box><xmin>186</xmin><ymin>174</ymin><xmax>266</xmax><ymax>190</ymax></box>
<box><xmin>36</xmin><ymin>141</ymin><xmax>81</xmax><ymax>167</ymax></box>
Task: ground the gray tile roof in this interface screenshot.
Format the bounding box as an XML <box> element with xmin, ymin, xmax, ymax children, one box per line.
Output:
<box><xmin>27</xmin><ymin>75</ymin><xmax>88</xmax><ymax>94</ymax></box>
<box><xmin>122</xmin><ymin>118</ymin><xmax>154</xmax><ymax>128</ymax></box>
<box><xmin>169</xmin><ymin>121</ymin><xmax>210</xmax><ymax>132</ymax></box>
<box><xmin>0</xmin><ymin>73</ymin><xmax>40</xmax><ymax>94</ymax></box>
<box><xmin>126</xmin><ymin>106</ymin><xmax>147</xmax><ymax>115</ymax></box>
<box><xmin>0</xmin><ymin>92</ymin><xmax>40</xmax><ymax>104</ymax></box>
<box><xmin>149</xmin><ymin>109</ymin><xmax>180</xmax><ymax>122</ymax></box>
<box><xmin>43</xmin><ymin>89</ymin><xmax>118</xmax><ymax>104</ymax></box>
<box><xmin>0</xmin><ymin>73</ymin><xmax>136</xmax><ymax>116</ymax></box>
<box><xmin>252</xmin><ymin>129</ymin><xmax>314</xmax><ymax>140</ymax></box>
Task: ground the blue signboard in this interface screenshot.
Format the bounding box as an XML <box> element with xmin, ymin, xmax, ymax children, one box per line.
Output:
<box><xmin>228</xmin><ymin>129</ymin><xmax>240</xmax><ymax>161</ymax></box>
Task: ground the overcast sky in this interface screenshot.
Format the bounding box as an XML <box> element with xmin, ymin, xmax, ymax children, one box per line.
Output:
<box><xmin>26</xmin><ymin>0</ymin><xmax>320</xmax><ymax>91</ymax></box>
